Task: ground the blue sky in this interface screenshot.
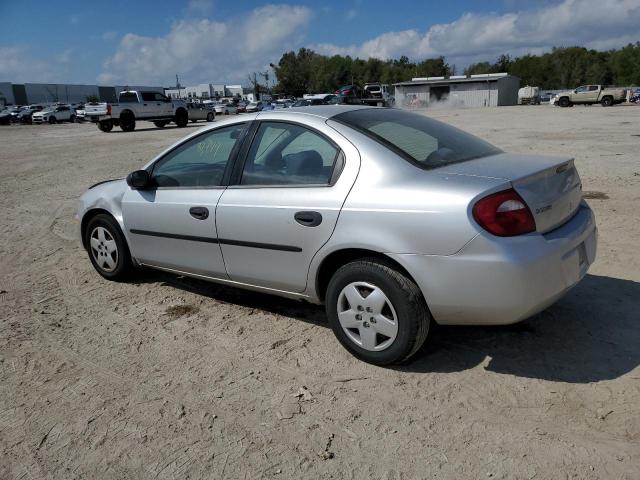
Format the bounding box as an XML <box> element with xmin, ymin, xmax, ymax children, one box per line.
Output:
<box><xmin>0</xmin><ymin>0</ymin><xmax>638</xmax><ymax>86</ymax></box>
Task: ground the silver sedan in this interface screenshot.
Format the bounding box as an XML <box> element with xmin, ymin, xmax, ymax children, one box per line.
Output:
<box><xmin>77</xmin><ymin>106</ymin><xmax>597</xmax><ymax>365</ymax></box>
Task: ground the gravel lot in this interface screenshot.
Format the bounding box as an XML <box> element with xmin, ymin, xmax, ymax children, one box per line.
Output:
<box><xmin>1</xmin><ymin>106</ymin><xmax>639</xmax><ymax>479</ymax></box>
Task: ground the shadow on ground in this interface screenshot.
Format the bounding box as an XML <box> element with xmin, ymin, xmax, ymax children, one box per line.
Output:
<box><xmin>140</xmin><ymin>272</ymin><xmax>639</xmax><ymax>383</ymax></box>
<box><xmin>405</xmin><ymin>274</ymin><xmax>640</xmax><ymax>383</ymax></box>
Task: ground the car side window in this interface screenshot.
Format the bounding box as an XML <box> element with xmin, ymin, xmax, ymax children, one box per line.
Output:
<box><xmin>152</xmin><ymin>124</ymin><xmax>246</xmax><ymax>188</ymax></box>
<box><xmin>240</xmin><ymin>122</ymin><xmax>338</xmax><ymax>186</ymax></box>
<box><xmin>575</xmin><ymin>86</ymin><xmax>587</xmax><ymax>93</ymax></box>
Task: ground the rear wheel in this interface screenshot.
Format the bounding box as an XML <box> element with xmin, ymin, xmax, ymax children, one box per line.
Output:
<box><xmin>153</xmin><ymin>121</ymin><xmax>167</xmax><ymax>128</ymax></box>
<box><xmin>85</xmin><ymin>214</ymin><xmax>134</xmax><ymax>281</ymax></box>
<box><xmin>98</xmin><ymin>120</ymin><xmax>113</xmax><ymax>132</ymax></box>
<box><xmin>69</xmin><ymin>114</ymin><xmax>76</xmax><ymax>123</ymax></box>
<box><xmin>120</xmin><ymin>112</ymin><xmax>136</xmax><ymax>132</ymax></box>
<box><xmin>326</xmin><ymin>258</ymin><xmax>430</xmax><ymax>365</ymax></box>
<box><xmin>206</xmin><ymin>112</ymin><xmax>214</xmax><ymax>122</ymax></box>
<box><xmin>601</xmin><ymin>96</ymin><xmax>613</xmax><ymax>107</ymax></box>
<box><xmin>175</xmin><ymin>109</ymin><xmax>188</xmax><ymax>127</ymax></box>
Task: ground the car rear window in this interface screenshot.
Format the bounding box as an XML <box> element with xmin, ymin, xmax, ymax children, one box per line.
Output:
<box><xmin>333</xmin><ymin>108</ymin><xmax>502</xmax><ymax>169</ymax></box>
<box><xmin>119</xmin><ymin>92</ymin><xmax>138</xmax><ymax>103</ymax></box>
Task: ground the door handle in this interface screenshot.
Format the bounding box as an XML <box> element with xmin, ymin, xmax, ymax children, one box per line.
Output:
<box><xmin>143</xmin><ymin>103</ymin><xmax>148</xmax><ymax>106</ymax></box>
<box><xmin>294</xmin><ymin>211</ymin><xmax>322</xmax><ymax>227</ymax></box>
<box><xmin>189</xmin><ymin>206</ymin><xmax>209</xmax><ymax>220</ymax></box>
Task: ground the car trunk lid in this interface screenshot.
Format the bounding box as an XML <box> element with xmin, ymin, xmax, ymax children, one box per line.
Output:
<box><xmin>439</xmin><ymin>152</ymin><xmax>582</xmax><ymax>233</ymax></box>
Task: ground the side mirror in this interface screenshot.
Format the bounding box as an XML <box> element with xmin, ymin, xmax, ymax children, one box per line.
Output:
<box><xmin>126</xmin><ymin>169</ymin><xmax>151</xmax><ymax>189</ymax></box>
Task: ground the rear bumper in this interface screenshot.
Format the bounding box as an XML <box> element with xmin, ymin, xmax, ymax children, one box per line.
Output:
<box><xmin>390</xmin><ymin>202</ymin><xmax>597</xmax><ymax>325</ymax></box>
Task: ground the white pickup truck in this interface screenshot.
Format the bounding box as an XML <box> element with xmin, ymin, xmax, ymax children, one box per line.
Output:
<box><xmin>96</xmin><ymin>90</ymin><xmax>189</xmax><ymax>132</ymax></box>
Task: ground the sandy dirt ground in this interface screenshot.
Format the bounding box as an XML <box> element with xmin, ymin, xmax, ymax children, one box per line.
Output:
<box><xmin>1</xmin><ymin>106</ymin><xmax>639</xmax><ymax>480</ymax></box>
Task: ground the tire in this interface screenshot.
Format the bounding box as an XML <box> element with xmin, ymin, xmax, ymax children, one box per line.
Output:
<box><xmin>98</xmin><ymin>120</ymin><xmax>113</xmax><ymax>132</ymax></box>
<box><xmin>84</xmin><ymin>214</ymin><xmax>134</xmax><ymax>281</ymax></box>
<box><xmin>153</xmin><ymin>121</ymin><xmax>167</xmax><ymax>128</ymax></box>
<box><xmin>48</xmin><ymin>116</ymin><xmax>57</xmax><ymax>124</ymax></box>
<box><xmin>206</xmin><ymin>112</ymin><xmax>214</xmax><ymax>122</ymax></box>
<box><xmin>120</xmin><ymin>112</ymin><xmax>136</xmax><ymax>132</ymax></box>
<box><xmin>558</xmin><ymin>97</ymin><xmax>570</xmax><ymax>108</ymax></box>
<box><xmin>601</xmin><ymin>96</ymin><xmax>613</xmax><ymax>107</ymax></box>
<box><xmin>326</xmin><ymin>258</ymin><xmax>430</xmax><ymax>365</ymax></box>
<box><xmin>224</xmin><ymin>110</ymin><xmax>229</xmax><ymax>115</ymax></box>
<box><xmin>69</xmin><ymin>114</ymin><xmax>76</xmax><ymax>123</ymax></box>
<box><xmin>174</xmin><ymin>109</ymin><xmax>188</xmax><ymax>127</ymax></box>
<box><xmin>190</xmin><ymin>119</ymin><xmax>197</xmax><ymax>123</ymax></box>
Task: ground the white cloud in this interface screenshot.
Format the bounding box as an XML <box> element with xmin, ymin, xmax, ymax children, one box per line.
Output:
<box><xmin>0</xmin><ymin>47</ymin><xmax>57</xmax><ymax>83</ymax></box>
<box><xmin>99</xmin><ymin>4</ymin><xmax>312</xmax><ymax>85</ymax></box>
<box><xmin>312</xmin><ymin>0</ymin><xmax>640</xmax><ymax>65</ymax></box>
<box><xmin>186</xmin><ymin>0</ymin><xmax>214</xmax><ymax>16</ymax></box>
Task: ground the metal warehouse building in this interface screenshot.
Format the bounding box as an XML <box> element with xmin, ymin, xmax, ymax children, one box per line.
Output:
<box><xmin>0</xmin><ymin>82</ymin><xmax>164</xmax><ymax>106</ymax></box>
<box><xmin>394</xmin><ymin>73</ymin><xmax>520</xmax><ymax>109</ymax></box>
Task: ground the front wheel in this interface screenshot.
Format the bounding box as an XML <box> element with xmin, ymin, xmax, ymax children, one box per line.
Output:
<box><xmin>326</xmin><ymin>258</ymin><xmax>430</xmax><ymax>365</ymax></box>
<box><xmin>206</xmin><ymin>112</ymin><xmax>214</xmax><ymax>122</ymax></box>
<box><xmin>558</xmin><ymin>97</ymin><xmax>570</xmax><ymax>108</ymax></box>
<box><xmin>48</xmin><ymin>116</ymin><xmax>57</xmax><ymax>124</ymax></box>
<box><xmin>153</xmin><ymin>121</ymin><xmax>167</xmax><ymax>128</ymax></box>
<box><xmin>98</xmin><ymin>120</ymin><xmax>113</xmax><ymax>132</ymax></box>
<box><xmin>85</xmin><ymin>214</ymin><xmax>134</xmax><ymax>281</ymax></box>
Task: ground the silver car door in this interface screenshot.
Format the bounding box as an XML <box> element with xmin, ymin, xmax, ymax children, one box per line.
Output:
<box><xmin>122</xmin><ymin>123</ymin><xmax>247</xmax><ymax>277</ymax></box>
<box><xmin>216</xmin><ymin>118</ymin><xmax>360</xmax><ymax>293</ymax></box>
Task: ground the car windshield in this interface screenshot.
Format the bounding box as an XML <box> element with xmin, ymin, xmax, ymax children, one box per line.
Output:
<box><xmin>333</xmin><ymin>108</ymin><xmax>502</xmax><ymax>169</ymax></box>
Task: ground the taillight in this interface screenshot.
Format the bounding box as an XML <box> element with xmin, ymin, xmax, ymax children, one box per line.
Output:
<box><xmin>473</xmin><ymin>188</ymin><xmax>536</xmax><ymax>236</ymax></box>
<box><xmin>106</xmin><ymin>104</ymin><xmax>111</xmax><ymax>115</ymax></box>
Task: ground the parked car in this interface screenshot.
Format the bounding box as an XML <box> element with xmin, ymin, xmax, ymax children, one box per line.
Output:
<box><xmin>245</xmin><ymin>101</ymin><xmax>265</xmax><ymax>113</ymax></box>
<box><xmin>213</xmin><ymin>102</ymin><xmax>237</xmax><ymax>115</ymax></box>
<box><xmin>32</xmin><ymin>104</ymin><xmax>76</xmax><ymax>124</ymax></box>
<box><xmin>186</xmin><ymin>103</ymin><xmax>215</xmax><ymax>122</ymax></box>
<box><xmin>95</xmin><ymin>90</ymin><xmax>189</xmax><ymax>132</ymax></box>
<box><xmin>236</xmin><ymin>101</ymin><xmax>248</xmax><ymax>113</ymax></box>
<box><xmin>0</xmin><ymin>108</ymin><xmax>13</xmax><ymax>125</ymax></box>
<box><xmin>17</xmin><ymin>105</ymin><xmax>44</xmax><ymax>124</ymax></box>
<box><xmin>77</xmin><ymin>106</ymin><xmax>597</xmax><ymax>365</ymax></box>
<box><xmin>292</xmin><ymin>98</ymin><xmax>327</xmax><ymax>107</ymax></box>
<box><xmin>335</xmin><ymin>85</ymin><xmax>362</xmax><ymax>98</ymax></box>
<box><xmin>273</xmin><ymin>99</ymin><xmax>293</xmax><ymax>109</ymax></box>
<box><xmin>539</xmin><ymin>92</ymin><xmax>556</xmax><ymax>104</ymax></box>
<box><xmin>0</xmin><ymin>106</ymin><xmax>26</xmax><ymax>123</ymax></box>
<box><xmin>84</xmin><ymin>102</ymin><xmax>109</xmax><ymax>123</ymax></box>
<box><xmin>362</xmin><ymin>83</ymin><xmax>394</xmax><ymax>107</ymax></box>
<box><xmin>74</xmin><ymin>104</ymin><xmax>86</xmax><ymax>122</ymax></box>
<box><xmin>554</xmin><ymin>85</ymin><xmax>626</xmax><ymax>107</ymax></box>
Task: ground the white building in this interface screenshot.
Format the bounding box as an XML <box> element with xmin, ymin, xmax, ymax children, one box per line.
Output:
<box><xmin>394</xmin><ymin>73</ymin><xmax>520</xmax><ymax>109</ymax></box>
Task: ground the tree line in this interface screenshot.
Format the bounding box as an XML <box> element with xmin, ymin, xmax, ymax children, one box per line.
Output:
<box><xmin>273</xmin><ymin>43</ymin><xmax>640</xmax><ymax>96</ymax></box>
